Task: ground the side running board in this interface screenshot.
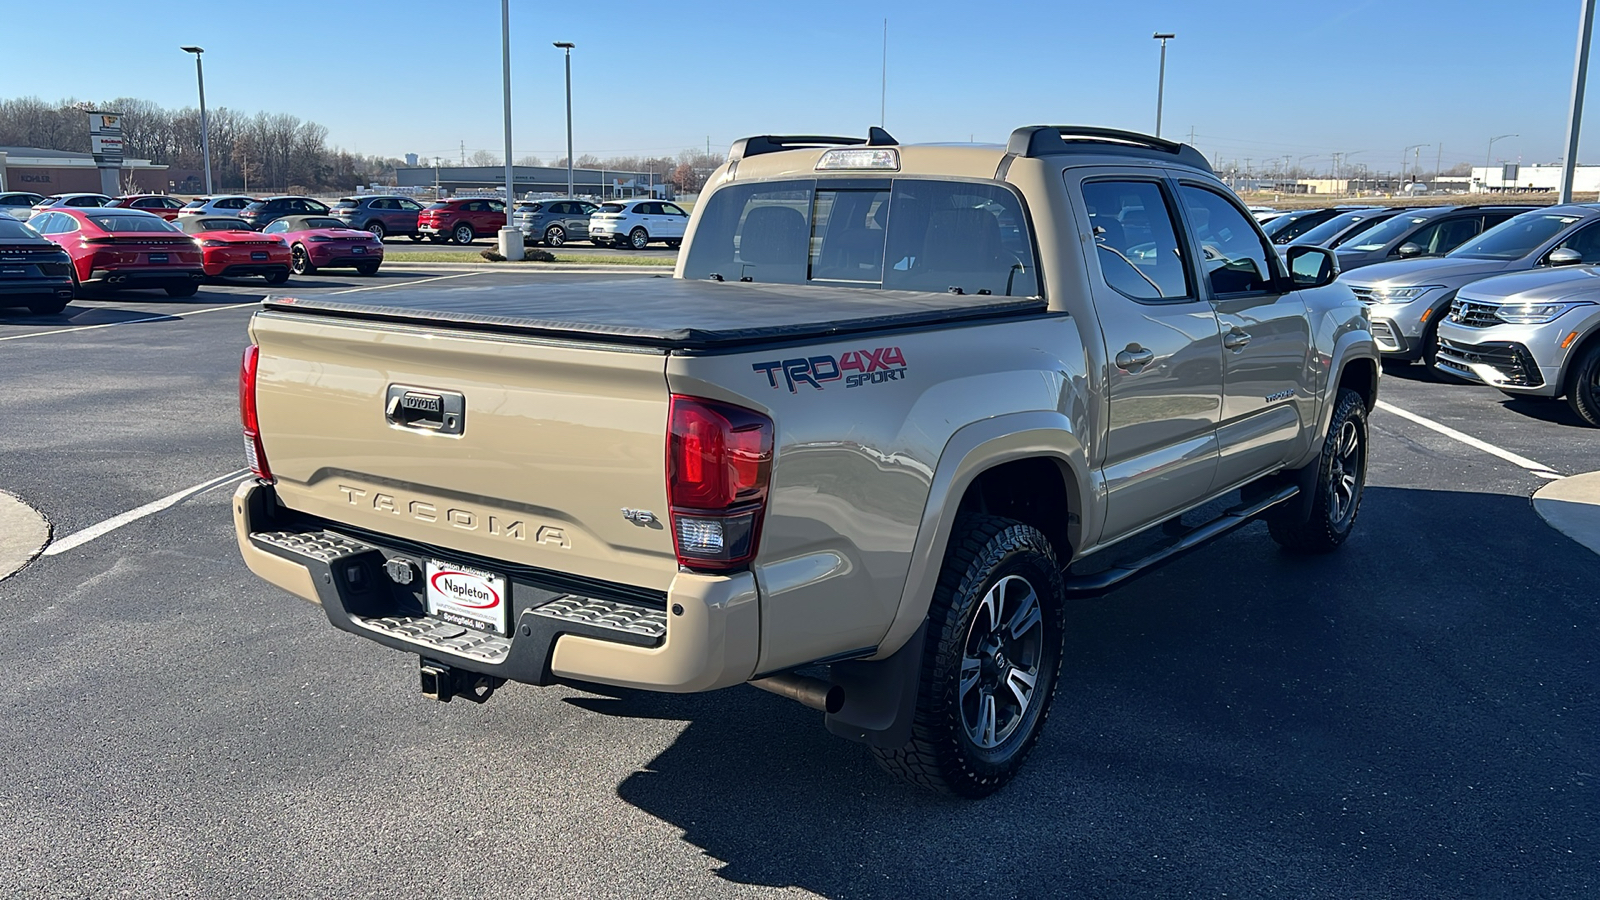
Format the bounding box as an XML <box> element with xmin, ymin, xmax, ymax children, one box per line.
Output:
<box><xmin>1062</xmin><ymin>484</ymin><xmax>1300</xmax><ymax>596</ymax></box>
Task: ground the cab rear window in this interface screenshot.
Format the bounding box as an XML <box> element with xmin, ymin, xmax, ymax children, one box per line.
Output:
<box><xmin>682</xmin><ymin>179</ymin><xmax>1039</xmax><ymax>296</ymax></box>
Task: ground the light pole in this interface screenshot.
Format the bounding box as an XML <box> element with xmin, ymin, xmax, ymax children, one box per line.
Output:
<box><xmin>498</xmin><ymin>0</ymin><xmax>522</xmax><ymax>259</ymax></box>
<box><xmin>1153</xmin><ymin>33</ymin><xmax>1175</xmax><ymax>137</ymax></box>
<box><xmin>180</xmin><ymin>46</ymin><xmax>212</xmax><ymax>194</ymax></box>
<box><xmin>1402</xmin><ymin>144</ymin><xmax>1429</xmax><ymax>188</ymax></box>
<box><xmin>554</xmin><ymin>42</ymin><xmax>575</xmax><ymax>198</ymax></box>
<box><xmin>1486</xmin><ymin>134</ymin><xmax>1518</xmax><ymax>193</ymax></box>
<box><xmin>1561</xmin><ymin>0</ymin><xmax>1596</xmax><ymax>203</ymax></box>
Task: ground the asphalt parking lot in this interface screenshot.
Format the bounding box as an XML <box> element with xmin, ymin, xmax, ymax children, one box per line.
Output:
<box><xmin>384</xmin><ymin>235</ymin><xmax>677</xmax><ymax>261</ymax></box>
<box><xmin>1</xmin><ymin>270</ymin><xmax>1597</xmax><ymax>898</ymax></box>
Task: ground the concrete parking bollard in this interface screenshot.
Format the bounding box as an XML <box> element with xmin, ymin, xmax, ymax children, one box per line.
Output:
<box><xmin>498</xmin><ymin>226</ymin><xmax>524</xmax><ymax>261</ymax></box>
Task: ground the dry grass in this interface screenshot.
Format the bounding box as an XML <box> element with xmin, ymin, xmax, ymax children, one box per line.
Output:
<box><xmin>1239</xmin><ymin>191</ymin><xmax>1595</xmax><ymax>212</ymax></box>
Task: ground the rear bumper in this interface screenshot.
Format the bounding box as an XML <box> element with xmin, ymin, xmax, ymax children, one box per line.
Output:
<box><xmin>86</xmin><ymin>268</ymin><xmax>204</xmax><ymax>287</ymax></box>
<box><xmin>212</xmin><ymin>263</ymin><xmax>291</xmax><ymax>278</ymax></box>
<box><xmin>232</xmin><ymin>481</ymin><xmax>760</xmax><ymax>693</ymax></box>
<box><xmin>0</xmin><ymin>278</ymin><xmax>74</xmax><ymax>302</ymax></box>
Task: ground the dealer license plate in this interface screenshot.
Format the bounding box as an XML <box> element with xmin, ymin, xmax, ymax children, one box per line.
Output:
<box><xmin>148</xmin><ymin>253</ymin><xmax>168</xmax><ymax>264</ymax></box>
<box><xmin>351</xmin><ymin>246</ymin><xmax>366</xmax><ymax>254</ymax></box>
<box><xmin>425</xmin><ymin>560</ymin><xmax>510</xmax><ymax>635</ymax></box>
<box><xmin>251</xmin><ymin>251</ymin><xmax>269</xmax><ymax>260</ymax></box>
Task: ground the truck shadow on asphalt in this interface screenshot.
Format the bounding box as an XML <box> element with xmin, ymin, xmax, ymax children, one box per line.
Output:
<box><xmin>579</xmin><ymin>486</ymin><xmax>1599</xmax><ymax>898</ymax></box>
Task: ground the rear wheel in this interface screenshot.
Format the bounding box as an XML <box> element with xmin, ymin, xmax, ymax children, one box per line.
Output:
<box><xmin>453</xmin><ymin>223</ymin><xmax>474</xmax><ymax>245</ymax></box>
<box><xmin>165</xmin><ymin>282</ymin><xmax>198</xmax><ymax>298</ymax></box>
<box><xmin>263</xmin><ymin>268</ymin><xmax>289</xmax><ymax>285</ymax></box>
<box><xmin>27</xmin><ymin>297</ymin><xmax>68</xmax><ymax>315</ymax></box>
<box><xmin>1566</xmin><ymin>340</ymin><xmax>1600</xmax><ymax>427</ymax></box>
<box><xmin>355</xmin><ymin>261</ymin><xmax>381</xmax><ymax>276</ymax></box>
<box><xmin>544</xmin><ymin>224</ymin><xmax>566</xmax><ymax>247</ymax></box>
<box><xmin>1268</xmin><ymin>388</ymin><xmax>1368</xmax><ymax>552</ymax></box>
<box><xmin>871</xmin><ymin>514</ymin><xmax>1065</xmax><ymax>797</ymax></box>
<box><xmin>291</xmin><ymin>245</ymin><xmax>316</xmax><ymax>275</ymax></box>
<box><xmin>628</xmin><ymin>227</ymin><xmax>649</xmax><ymax>250</ymax></box>
<box><xmin>366</xmin><ymin>221</ymin><xmax>386</xmax><ymax>240</ymax></box>
<box><xmin>665</xmin><ymin>239</ymin><xmax>681</xmax><ymax>249</ymax></box>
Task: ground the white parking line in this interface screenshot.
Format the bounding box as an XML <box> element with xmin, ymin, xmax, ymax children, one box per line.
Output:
<box><xmin>1375</xmin><ymin>400</ymin><xmax>1564</xmax><ymax>480</ymax></box>
<box><xmin>0</xmin><ymin>302</ymin><xmax>256</xmax><ymax>343</ymax></box>
<box><xmin>0</xmin><ymin>272</ymin><xmax>482</xmax><ymax>344</ymax></box>
<box><xmin>43</xmin><ymin>470</ymin><xmax>250</xmax><ymax>557</ymax></box>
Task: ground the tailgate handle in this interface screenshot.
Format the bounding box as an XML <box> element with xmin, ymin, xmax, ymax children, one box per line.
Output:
<box><xmin>385</xmin><ymin>385</ymin><xmax>465</xmax><ymax>436</ymax></box>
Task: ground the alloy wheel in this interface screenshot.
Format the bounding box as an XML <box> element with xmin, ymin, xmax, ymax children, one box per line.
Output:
<box><xmin>1328</xmin><ymin>419</ymin><xmax>1362</xmax><ymax>524</ymax></box>
<box><xmin>959</xmin><ymin>574</ymin><xmax>1045</xmax><ymax>750</ymax></box>
<box><xmin>545</xmin><ymin>225</ymin><xmax>565</xmax><ymax>247</ymax></box>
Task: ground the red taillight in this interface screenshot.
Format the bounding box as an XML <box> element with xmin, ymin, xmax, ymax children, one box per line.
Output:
<box><xmin>666</xmin><ymin>395</ymin><xmax>773</xmax><ymax>571</ymax></box>
<box><xmin>240</xmin><ymin>345</ymin><xmax>272</xmax><ymax>481</ymax></box>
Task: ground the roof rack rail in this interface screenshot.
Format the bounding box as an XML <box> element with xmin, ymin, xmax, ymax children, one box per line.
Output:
<box><xmin>1007</xmin><ymin>125</ymin><xmax>1213</xmax><ymax>173</ymax></box>
<box><xmin>728</xmin><ymin>126</ymin><xmax>897</xmax><ymax>162</ymax></box>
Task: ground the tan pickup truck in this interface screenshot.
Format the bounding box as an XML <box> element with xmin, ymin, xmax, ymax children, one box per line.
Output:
<box><xmin>234</xmin><ymin>126</ymin><xmax>1378</xmax><ymax>796</ymax></box>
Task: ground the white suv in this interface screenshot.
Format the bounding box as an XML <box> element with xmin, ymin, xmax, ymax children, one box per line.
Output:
<box><xmin>588</xmin><ymin>199</ymin><xmax>689</xmax><ymax>250</ymax></box>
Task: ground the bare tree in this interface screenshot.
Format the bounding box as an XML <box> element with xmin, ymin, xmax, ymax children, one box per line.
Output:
<box><xmin>515</xmin><ymin>154</ymin><xmax>543</xmax><ymax>167</ymax></box>
<box><xmin>467</xmin><ymin>149</ymin><xmax>501</xmax><ymax>167</ymax></box>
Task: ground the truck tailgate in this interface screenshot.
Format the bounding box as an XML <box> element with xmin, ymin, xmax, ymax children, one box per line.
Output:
<box><xmin>248</xmin><ymin>310</ymin><xmax>677</xmax><ymax>592</ymax></box>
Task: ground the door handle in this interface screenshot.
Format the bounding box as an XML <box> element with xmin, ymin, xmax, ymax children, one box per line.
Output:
<box><xmin>1223</xmin><ymin>329</ymin><xmax>1252</xmax><ymax>351</ymax></box>
<box><xmin>1115</xmin><ymin>347</ymin><xmax>1156</xmax><ymax>370</ymax></box>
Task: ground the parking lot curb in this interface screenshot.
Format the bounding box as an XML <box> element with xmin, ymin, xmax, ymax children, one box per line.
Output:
<box><xmin>1533</xmin><ymin>472</ymin><xmax>1600</xmax><ymax>558</ymax></box>
<box><xmin>0</xmin><ymin>489</ymin><xmax>50</xmax><ymax>583</ymax></box>
<box><xmin>381</xmin><ymin>262</ymin><xmax>670</xmax><ymax>274</ymax></box>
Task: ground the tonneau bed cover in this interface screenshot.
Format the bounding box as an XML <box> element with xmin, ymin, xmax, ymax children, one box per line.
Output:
<box><xmin>261</xmin><ymin>275</ymin><xmax>1048</xmax><ymax>350</ymax></box>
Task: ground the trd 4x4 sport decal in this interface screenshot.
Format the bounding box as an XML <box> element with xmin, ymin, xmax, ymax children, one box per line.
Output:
<box><xmin>753</xmin><ymin>347</ymin><xmax>908</xmax><ymax>393</ymax></box>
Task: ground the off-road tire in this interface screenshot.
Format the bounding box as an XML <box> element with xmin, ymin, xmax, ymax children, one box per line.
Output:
<box><xmin>544</xmin><ymin>225</ymin><xmax>566</xmax><ymax>247</ymax></box>
<box><xmin>628</xmin><ymin>227</ymin><xmax>649</xmax><ymax>250</ymax></box>
<box><xmin>27</xmin><ymin>298</ymin><xmax>68</xmax><ymax>315</ymax></box>
<box><xmin>263</xmin><ymin>269</ymin><xmax>289</xmax><ymax>285</ymax></box>
<box><xmin>1268</xmin><ymin>388</ymin><xmax>1367</xmax><ymax>553</ymax></box>
<box><xmin>1566</xmin><ymin>340</ymin><xmax>1600</xmax><ymax>427</ymax></box>
<box><xmin>165</xmin><ymin>282</ymin><xmax>198</xmax><ymax>298</ymax></box>
<box><xmin>871</xmin><ymin>514</ymin><xmax>1066</xmax><ymax>798</ymax></box>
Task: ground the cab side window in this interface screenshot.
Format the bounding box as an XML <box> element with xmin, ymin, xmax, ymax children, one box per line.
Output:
<box><xmin>1177</xmin><ymin>185</ymin><xmax>1277</xmax><ymax>295</ymax></box>
<box><xmin>1081</xmin><ymin>180</ymin><xmax>1191</xmax><ymax>302</ymax></box>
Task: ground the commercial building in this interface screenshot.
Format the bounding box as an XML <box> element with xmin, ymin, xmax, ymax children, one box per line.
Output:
<box><xmin>0</xmin><ymin>147</ymin><xmax>170</xmax><ymax>194</ymax></box>
<box><xmin>1471</xmin><ymin>164</ymin><xmax>1600</xmax><ymax>193</ymax></box>
<box><xmin>394</xmin><ymin>163</ymin><xmax>670</xmax><ymax>200</ymax></box>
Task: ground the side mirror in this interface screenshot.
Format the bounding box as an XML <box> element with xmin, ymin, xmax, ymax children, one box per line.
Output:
<box><xmin>1547</xmin><ymin>247</ymin><xmax>1584</xmax><ymax>267</ymax></box>
<box><xmin>1396</xmin><ymin>242</ymin><xmax>1425</xmax><ymax>258</ymax></box>
<box><xmin>1286</xmin><ymin>245</ymin><xmax>1339</xmax><ymax>289</ymax></box>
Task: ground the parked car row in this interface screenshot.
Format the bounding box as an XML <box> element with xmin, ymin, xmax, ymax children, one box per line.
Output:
<box><xmin>0</xmin><ymin>205</ymin><xmax>386</xmax><ymax>313</ymax></box>
<box><xmin>1332</xmin><ymin>204</ymin><xmax>1600</xmax><ymax>426</ymax></box>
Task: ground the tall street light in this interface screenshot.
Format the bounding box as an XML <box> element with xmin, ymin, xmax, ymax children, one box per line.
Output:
<box><xmin>498</xmin><ymin>0</ymin><xmax>521</xmax><ymax>260</ymax></box>
<box><xmin>1153</xmin><ymin>33</ymin><xmax>1175</xmax><ymax>138</ymax></box>
<box><xmin>1402</xmin><ymin>144</ymin><xmax>1429</xmax><ymax>185</ymax></box>
<box><xmin>180</xmin><ymin>46</ymin><xmax>212</xmax><ymax>194</ymax></box>
<box><xmin>554</xmin><ymin>42</ymin><xmax>575</xmax><ymax>198</ymax></box>
<box><xmin>1487</xmin><ymin>133</ymin><xmax>1518</xmax><ymax>192</ymax></box>
<box><xmin>1561</xmin><ymin>0</ymin><xmax>1596</xmax><ymax>203</ymax></box>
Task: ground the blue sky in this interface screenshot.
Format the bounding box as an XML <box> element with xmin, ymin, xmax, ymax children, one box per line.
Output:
<box><xmin>12</xmin><ymin>0</ymin><xmax>1599</xmax><ymax>173</ymax></box>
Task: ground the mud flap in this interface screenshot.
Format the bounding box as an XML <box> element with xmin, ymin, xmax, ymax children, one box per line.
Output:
<box><xmin>823</xmin><ymin>622</ymin><xmax>927</xmax><ymax>748</ymax></box>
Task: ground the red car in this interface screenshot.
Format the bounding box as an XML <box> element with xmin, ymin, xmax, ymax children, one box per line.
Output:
<box><xmin>177</xmin><ymin>215</ymin><xmax>290</xmax><ymax>284</ymax></box>
<box><xmin>108</xmin><ymin>194</ymin><xmax>187</xmax><ymax>221</ymax></box>
<box><xmin>28</xmin><ymin>207</ymin><xmax>203</xmax><ymax>297</ymax></box>
<box><xmin>417</xmin><ymin>197</ymin><xmax>506</xmax><ymax>244</ymax></box>
<box><xmin>261</xmin><ymin>215</ymin><xmax>384</xmax><ymax>275</ymax></box>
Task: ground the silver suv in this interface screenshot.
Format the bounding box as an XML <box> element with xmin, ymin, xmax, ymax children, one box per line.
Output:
<box><xmin>1435</xmin><ymin>265</ymin><xmax>1600</xmax><ymax>425</ymax></box>
<box><xmin>512</xmin><ymin>198</ymin><xmax>598</xmax><ymax>247</ymax></box>
<box><xmin>1344</xmin><ymin>205</ymin><xmax>1600</xmax><ymax>367</ymax></box>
